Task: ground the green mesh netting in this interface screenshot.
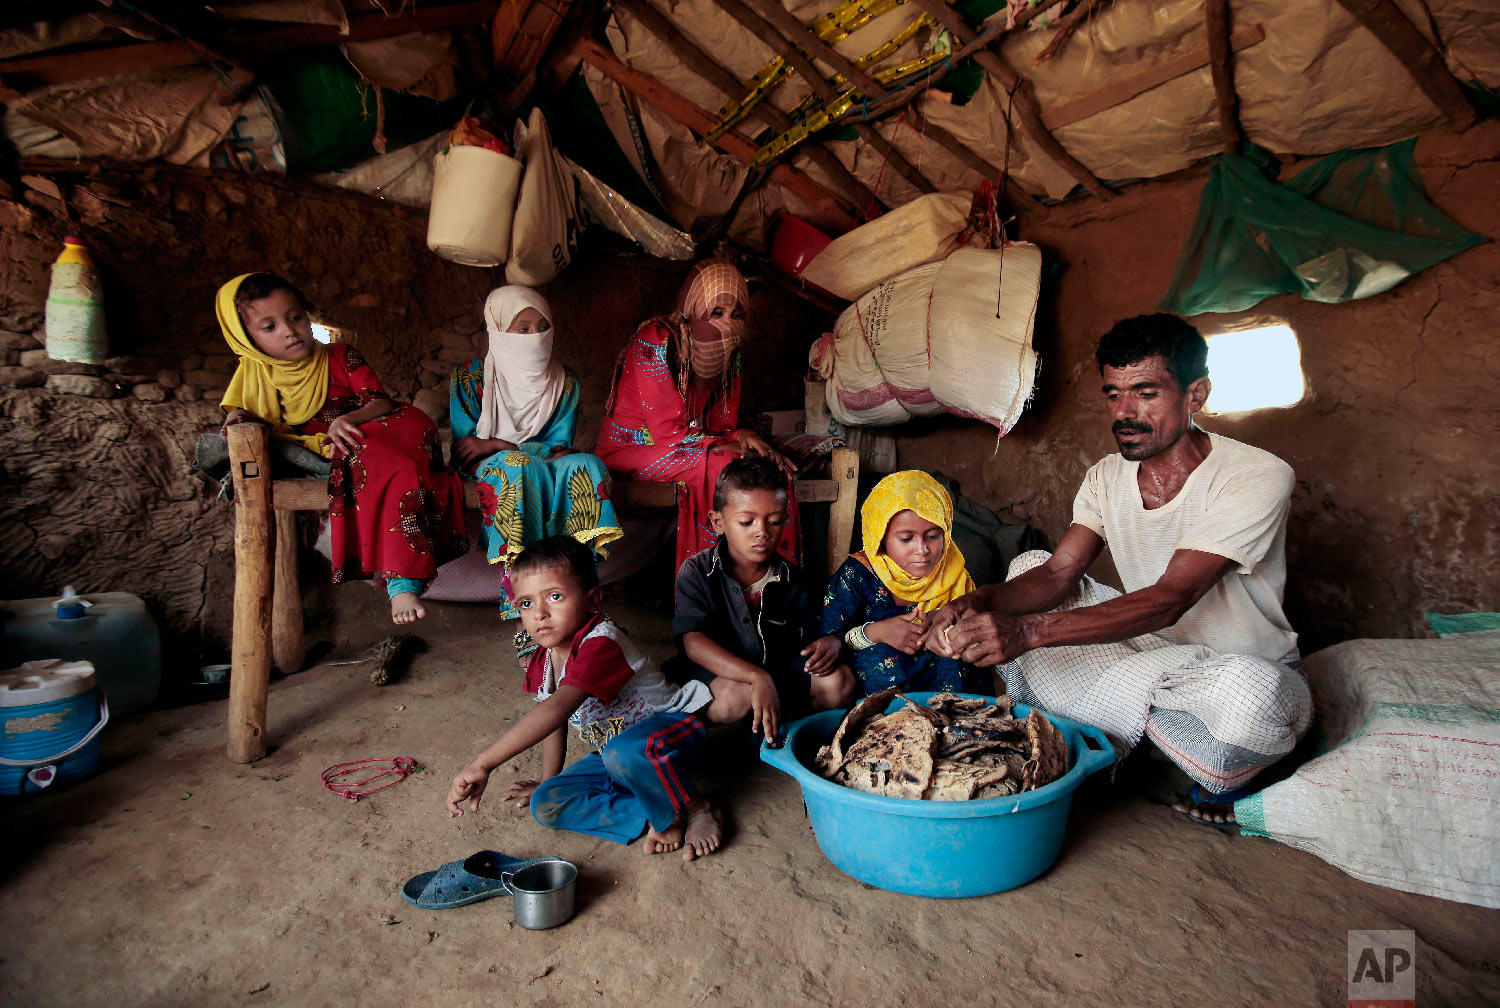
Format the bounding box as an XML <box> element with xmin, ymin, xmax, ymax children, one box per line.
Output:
<box><xmin>1160</xmin><ymin>139</ymin><xmax>1486</xmax><ymax>316</ymax></box>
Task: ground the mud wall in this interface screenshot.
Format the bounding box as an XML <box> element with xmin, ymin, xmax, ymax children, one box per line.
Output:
<box><xmin>897</xmin><ymin>121</ymin><xmax>1500</xmax><ymax>653</ymax></box>
<box><xmin>0</xmin><ymin>165</ymin><xmax>824</xmax><ymax>677</ymax></box>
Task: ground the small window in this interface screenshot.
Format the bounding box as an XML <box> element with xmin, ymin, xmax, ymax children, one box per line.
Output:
<box><xmin>1203</xmin><ymin>323</ymin><xmax>1305</xmax><ymax>413</ymax></box>
<box><xmin>311</xmin><ymin>322</ymin><xmax>336</xmax><ymax>344</ymax></box>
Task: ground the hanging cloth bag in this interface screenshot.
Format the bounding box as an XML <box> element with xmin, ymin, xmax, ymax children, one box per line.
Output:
<box><xmin>505</xmin><ymin>107</ymin><xmax>584</xmax><ymax>286</ymax></box>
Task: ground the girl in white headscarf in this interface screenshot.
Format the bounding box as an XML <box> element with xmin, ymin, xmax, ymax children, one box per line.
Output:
<box><xmin>451</xmin><ymin>285</ymin><xmax>622</xmax><ymax>619</ymax></box>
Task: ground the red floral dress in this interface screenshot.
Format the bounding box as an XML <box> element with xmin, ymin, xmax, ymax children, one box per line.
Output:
<box><xmin>297</xmin><ymin>343</ymin><xmax>469</xmax><ymax>584</ymax></box>
<box><xmin>595</xmin><ymin>319</ymin><xmax>799</xmax><ymax>572</ymax></box>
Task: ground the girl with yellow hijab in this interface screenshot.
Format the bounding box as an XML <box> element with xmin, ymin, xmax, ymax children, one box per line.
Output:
<box><xmin>218</xmin><ymin>272</ymin><xmax>470</xmax><ymax>624</ymax></box>
<box><xmin>814</xmin><ymin>471</ymin><xmax>980</xmax><ymax>695</ymax></box>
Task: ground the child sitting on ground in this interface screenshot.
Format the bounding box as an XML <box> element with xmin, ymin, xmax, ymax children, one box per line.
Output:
<box><xmin>813</xmin><ymin>470</ymin><xmax>981</xmax><ymax>696</ymax></box>
<box><xmin>669</xmin><ymin>456</ymin><xmax>857</xmax><ymax>746</ymax></box>
<box><xmin>446</xmin><ymin>536</ymin><xmax>722</xmax><ymax>861</ymax></box>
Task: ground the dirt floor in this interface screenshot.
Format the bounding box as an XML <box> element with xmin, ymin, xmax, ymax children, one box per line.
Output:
<box><xmin>4</xmin><ymin>594</ymin><xmax>1498</xmax><ymax>1008</ymax></box>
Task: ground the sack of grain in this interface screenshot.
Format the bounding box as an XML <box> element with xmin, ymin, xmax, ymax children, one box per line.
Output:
<box><xmin>1237</xmin><ymin>634</ymin><xmax>1500</xmax><ymax>908</ymax></box>
<box><xmin>801</xmin><ymin>193</ymin><xmax>970</xmax><ymax>301</ymax></box>
<box><xmin>810</xmin><ymin>243</ymin><xmax>1041</xmax><ymax>432</ymax></box>
<box><xmin>810</xmin><ymin>261</ymin><xmax>944</xmax><ymax>426</ymax></box>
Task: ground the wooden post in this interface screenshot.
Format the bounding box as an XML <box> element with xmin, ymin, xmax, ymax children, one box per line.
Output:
<box><xmin>828</xmin><ymin>447</ymin><xmax>859</xmax><ymax>574</ymax></box>
<box><xmin>1205</xmin><ymin>0</ymin><xmax>1246</xmax><ymax>155</ymax></box>
<box><xmin>227</xmin><ymin>423</ymin><xmax>274</xmax><ymax>764</ymax></box>
<box><xmin>272</xmin><ymin>509</ymin><xmax>305</xmax><ymax>676</ymax></box>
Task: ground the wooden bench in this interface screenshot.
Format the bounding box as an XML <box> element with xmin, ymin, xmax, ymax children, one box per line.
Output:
<box><xmin>222</xmin><ymin>422</ymin><xmax>859</xmax><ymax>762</ymax></box>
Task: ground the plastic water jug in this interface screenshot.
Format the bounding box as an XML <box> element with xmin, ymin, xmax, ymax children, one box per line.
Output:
<box><xmin>44</xmin><ymin>237</ymin><xmax>107</xmax><ymax>364</ymax></box>
<box><xmin>0</xmin><ymin>659</ymin><xmax>108</xmax><ymax>794</ymax></box>
<box><xmin>0</xmin><ymin>589</ymin><xmax>161</xmax><ymax>717</ymax></box>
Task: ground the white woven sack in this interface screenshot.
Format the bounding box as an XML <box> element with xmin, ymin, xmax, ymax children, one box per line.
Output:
<box><xmin>1238</xmin><ymin>635</ymin><xmax>1500</xmax><ymax>908</ymax></box>
<box><xmin>801</xmin><ymin>193</ymin><xmax>969</xmax><ymax>301</ymax></box>
<box><xmin>928</xmin><ymin>244</ymin><xmax>1041</xmax><ymax>433</ymax></box>
<box><xmin>505</xmin><ymin>107</ymin><xmax>583</xmax><ymax>286</ymax></box>
<box><xmin>813</xmin><ymin>261</ymin><xmax>945</xmax><ymax>426</ymax></box>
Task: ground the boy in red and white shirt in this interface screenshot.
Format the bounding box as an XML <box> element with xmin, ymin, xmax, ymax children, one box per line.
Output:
<box><xmin>446</xmin><ymin>536</ymin><xmax>721</xmax><ymax>860</ymax></box>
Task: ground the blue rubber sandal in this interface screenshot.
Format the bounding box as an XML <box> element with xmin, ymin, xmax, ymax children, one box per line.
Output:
<box><xmin>1177</xmin><ymin>783</ymin><xmax>1257</xmax><ymax>833</ymax></box>
<box><xmin>401</xmin><ymin>851</ymin><xmax>525</xmax><ymax>909</ymax></box>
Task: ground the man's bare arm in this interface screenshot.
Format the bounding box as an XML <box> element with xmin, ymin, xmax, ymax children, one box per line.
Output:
<box><xmin>922</xmin><ymin>525</ymin><xmax>1105</xmax><ymax>647</ymax></box>
<box><xmin>1019</xmin><ymin>549</ymin><xmax>1234</xmax><ymax>651</ymax></box>
<box><xmin>972</xmin><ymin>524</ymin><xmax>1106</xmax><ymax>616</ymax></box>
<box><xmin>942</xmin><ymin>548</ymin><xmax>1235</xmax><ymax>666</ymax></box>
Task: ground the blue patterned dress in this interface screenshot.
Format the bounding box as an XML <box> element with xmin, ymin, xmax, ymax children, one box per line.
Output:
<box><xmin>451</xmin><ymin>362</ymin><xmax>621</xmax><ymax>618</ymax></box>
<box><xmin>819</xmin><ymin>557</ymin><xmax>978</xmax><ymax>696</ymax></box>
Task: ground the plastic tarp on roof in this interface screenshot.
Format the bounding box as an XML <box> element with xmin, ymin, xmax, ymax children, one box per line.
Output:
<box><xmin>603</xmin><ymin>0</ymin><xmax>1499</xmax><ymax>204</ymax></box>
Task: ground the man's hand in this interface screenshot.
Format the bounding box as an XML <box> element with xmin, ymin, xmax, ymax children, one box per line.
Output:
<box><xmin>944</xmin><ymin>612</ymin><xmax>1031</xmax><ymax>667</ymax></box>
<box><xmin>748</xmin><ymin>672</ymin><xmax>782</xmax><ymax>745</ymax></box>
<box><xmin>868</xmin><ymin>614</ymin><xmax>924</xmax><ymax>655</ymax></box>
<box><xmin>800</xmin><ymin>635</ymin><xmax>842</xmax><ymax>676</ymax></box>
<box><xmin>446</xmin><ymin>764</ymin><xmax>492</xmax><ymax>817</ymax></box>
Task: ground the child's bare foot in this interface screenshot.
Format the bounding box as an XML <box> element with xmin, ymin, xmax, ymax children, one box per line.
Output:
<box><xmin>390</xmin><ymin>591</ymin><xmax>425</xmax><ymax>625</ymax></box>
<box><xmin>681</xmin><ymin>798</ymin><xmax>723</xmax><ymax>862</ymax></box>
<box><xmin>643</xmin><ymin>813</ymin><xmax>684</xmax><ymax>855</ymax></box>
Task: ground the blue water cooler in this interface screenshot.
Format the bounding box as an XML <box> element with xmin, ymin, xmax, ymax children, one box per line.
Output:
<box><xmin>0</xmin><ymin>659</ymin><xmax>109</xmax><ymax>794</ymax></box>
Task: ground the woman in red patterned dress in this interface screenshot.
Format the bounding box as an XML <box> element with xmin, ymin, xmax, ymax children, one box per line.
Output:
<box><xmin>594</xmin><ymin>258</ymin><xmax>797</xmax><ymax>574</ymax></box>
<box><xmin>217</xmin><ymin>272</ymin><xmax>469</xmax><ymax>624</ymax></box>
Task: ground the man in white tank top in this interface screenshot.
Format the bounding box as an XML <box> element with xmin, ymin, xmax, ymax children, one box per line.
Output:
<box><xmin>926</xmin><ymin>313</ymin><xmax>1312</xmax><ymax>828</ymax></box>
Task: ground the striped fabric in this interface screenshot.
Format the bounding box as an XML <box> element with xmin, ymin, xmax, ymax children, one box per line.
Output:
<box><xmin>999</xmin><ymin>551</ymin><xmax>1312</xmax><ymax>795</ymax></box>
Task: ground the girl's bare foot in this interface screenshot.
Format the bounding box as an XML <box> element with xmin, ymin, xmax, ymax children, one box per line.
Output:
<box><xmin>390</xmin><ymin>591</ymin><xmax>426</xmax><ymax>625</ymax></box>
<box><xmin>681</xmin><ymin>798</ymin><xmax>723</xmax><ymax>862</ymax></box>
<box><xmin>643</xmin><ymin>814</ymin><xmax>684</xmax><ymax>855</ymax></box>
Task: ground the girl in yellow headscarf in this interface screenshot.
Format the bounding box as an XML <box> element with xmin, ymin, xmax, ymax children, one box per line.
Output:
<box><xmin>812</xmin><ymin>471</ymin><xmax>980</xmax><ymax>696</ymax></box>
<box><xmin>218</xmin><ymin>272</ymin><xmax>470</xmax><ymax>625</ymax></box>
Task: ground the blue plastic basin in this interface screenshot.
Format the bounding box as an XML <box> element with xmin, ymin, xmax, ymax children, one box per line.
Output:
<box><xmin>761</xmin><ymin>692</ymin><xmax>1113</xmax><ymax>898</ymax></box>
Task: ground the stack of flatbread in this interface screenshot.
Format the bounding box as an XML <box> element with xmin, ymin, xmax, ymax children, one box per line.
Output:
<box><xmin>814</xmin><ymin>688</ymin><xmax>1069</xmax><ymax>801</ymax></box>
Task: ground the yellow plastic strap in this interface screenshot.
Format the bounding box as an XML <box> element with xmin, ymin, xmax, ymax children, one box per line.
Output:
<box><xmin>707</xmin><ymin>0</ymin><xmax>909</xmax><ymax>142</ymax></box>
<box><xmin>749</xmin><ymin>51</ymin><xmax>950</xmax><ymax>167</ymax></box>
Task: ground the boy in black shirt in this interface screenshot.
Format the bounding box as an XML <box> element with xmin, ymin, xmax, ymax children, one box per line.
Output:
<box><xmin>670</xmin><ymin>456</ymin><xmax>856</xmax><ymax>745</ymax></box>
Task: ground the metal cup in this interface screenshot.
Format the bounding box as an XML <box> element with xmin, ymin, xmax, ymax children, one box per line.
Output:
<box><xmin>500</xmin><ymin>857</ymin><xmax>577</xmax><ymax>930</ymax></box>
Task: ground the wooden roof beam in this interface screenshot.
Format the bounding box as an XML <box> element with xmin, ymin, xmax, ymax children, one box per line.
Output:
<box><xmin>561</xmin><ymin>34</ymin><xmax>860</xmax><ymax>231</ymax></box>
<box><xmin>0</xmin><ymin>1</ymin><xmax>501</xmax><ymax>89</ymax></box>
<box><xmin>748</xmin><ymin>0</ymin><xmax>1044</xmax><ymax>210</ymax></box>
<box><xmin>910</xmin><ymin>0</ymin><xmax>1113</xmax><ymax>200</ymax></box>
<box><xmin>715</xmin><ymin>0</ymin><xmax>937</xmax><ymax>196</ymax></box>
<box><xmin>912</xmin><ymin>112</ymin><xmax>1046</xmax><ymax>211</ymax></box>
<box><xmin>740</xmin><ymin>0</ymin><xmax>886</xmax><ymax>99</ymax></box>
<box><xmin>1205</xmin><ymin>0</ymin><xmax>1247</xmax><ymax>155</ymax></box>
<box><xmin>613</xmin><ymin>0</ymin><xmax>880</xmax><ymax>215</ymax></box>
<box><xmin>1329</xmin><ymin>0</ymin><xmax>1478</xmax><ymax>129</ymax></box>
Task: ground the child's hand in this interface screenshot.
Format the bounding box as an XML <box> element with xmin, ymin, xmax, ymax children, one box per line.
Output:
<box><xmin>749</xmin><ymin>672</ymin><xmax>783</xmax><ymax>746</ymax></box>
<box><xmin>326</xmin><ymin>415</ymin><xmax>367</xmax><ymax>455</ymax></box>
<box><xmin>446</xmin><ymin>764</ymin><xmax>492</xmax><ymax>817</ymax></box>
<box><xmin>868</xmin><ymin>614</ymin><xmax>924</xmax><ymax>655</ymax></box>
<box><xmin>503</xmin><ymin>779</ymin><xmax>541</xmax><ymax>813</ymax></box>
<box><xmin>801</xmin><ymin>635</ymin><xmax>842</xmax><ymax>676</ymax></box>
<box><xmin>220</xmin><ymin>407</ymin><xmax>261</xmax><ymax>436</ymax></box>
